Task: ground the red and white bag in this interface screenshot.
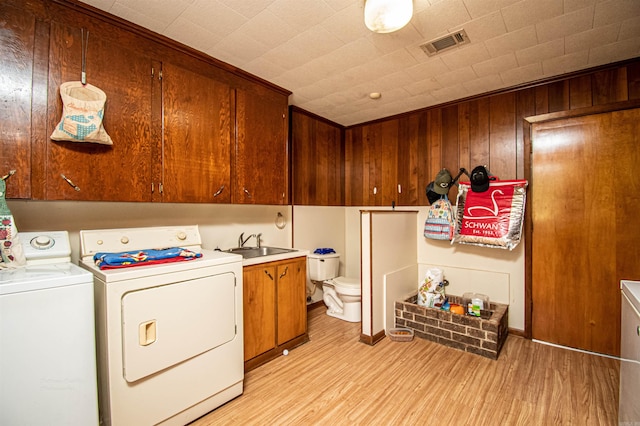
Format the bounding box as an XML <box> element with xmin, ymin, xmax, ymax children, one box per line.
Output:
<box><xmin>452</xmin><ymin>180</ymin><xmax>528</xmax><ymax>250</ymax></box>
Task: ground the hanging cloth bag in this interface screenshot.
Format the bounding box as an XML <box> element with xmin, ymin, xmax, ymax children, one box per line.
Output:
<box><xmin>424</xmin><ymin>196</ymin><xmax>455</xmax><ymax>240</ymax></box>
<box><xmin>50</xmin><ymin>81</ymin><xmax>113</xmax><ymax>145</ymax></box>
<box><xmin>0</xmin><ymin>178</ymin><xmax>26</xmax><ymax>268</ymax></box>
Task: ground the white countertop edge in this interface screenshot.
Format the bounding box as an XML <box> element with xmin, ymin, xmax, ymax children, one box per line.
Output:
<box><xmin>241</xmin><ymin>249</ymin><xmax>309</xmax><ymax>267</ymax></box>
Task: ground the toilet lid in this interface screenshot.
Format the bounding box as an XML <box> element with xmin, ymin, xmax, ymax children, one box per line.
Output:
<box><xmin>330</xmin><ymin>276</ymin><xmax>361</xmax><ymax>296</ymax></box>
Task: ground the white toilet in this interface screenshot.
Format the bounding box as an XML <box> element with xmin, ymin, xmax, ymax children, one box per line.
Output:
<box><xmin>308</xmin><ymin>253</ymin><xmax>361</xmax><ymax>323</ymax></box>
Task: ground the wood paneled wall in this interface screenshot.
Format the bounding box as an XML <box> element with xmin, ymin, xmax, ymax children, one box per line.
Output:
<box><xmin>334</xmin><ymin>59</ymin><xmax>640</xmax><ymax>207</ymax></box>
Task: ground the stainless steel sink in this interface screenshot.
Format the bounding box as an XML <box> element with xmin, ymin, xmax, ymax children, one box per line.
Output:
<box><xmin>225</xmin><ymin>246</ymin><xmax>297</xmax><ymax>259</ymax></box>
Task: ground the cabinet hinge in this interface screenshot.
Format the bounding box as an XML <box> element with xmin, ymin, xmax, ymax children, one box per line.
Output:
<box><xmin>158</xmin><ymin>70</ymin><xmax>163</xmax><ymax>80</ymax></box>
<box><xmin>151</xmin><ymin>67</ymin><xmax>154</xmax><ymax>79</ymax></box>
<box><xmin>159</xmin><ymin>183</ymin><xmax>163</xmax><ymax>194</ymax></box>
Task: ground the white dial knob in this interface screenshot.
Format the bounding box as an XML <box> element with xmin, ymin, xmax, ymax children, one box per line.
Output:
<box><xmin>177</xmin><ymin>231</ymin><xmax>187</xmax><ymax>240</ymax></box>
<box><xmin>121</xmin><ymin>236</ymin><xmax>130</xmax><ymax>244</ymax></box>
<box><xmin>34</xmin><ymin>236</ymin><xmax>51</xmax><ymax>247</ymax></box>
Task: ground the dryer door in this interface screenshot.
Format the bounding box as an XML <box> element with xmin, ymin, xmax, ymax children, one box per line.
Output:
<box><xmin>121</xmin><ymin>272</ymin><xmax>236</xmax><ymax>382</ymax></box>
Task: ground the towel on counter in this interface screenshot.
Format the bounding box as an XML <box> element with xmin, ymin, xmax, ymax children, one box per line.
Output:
<box><xmin>94</xmin><ymin>247</ymin><xmax>202</xmax><ymax>270</ymax></box>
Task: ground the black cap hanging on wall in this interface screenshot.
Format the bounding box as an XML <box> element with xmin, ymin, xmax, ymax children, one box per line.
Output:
<box><xmin>425</xmin><ymin>168</ymin><xmax>469</xmax><ymax>204</ymax></box>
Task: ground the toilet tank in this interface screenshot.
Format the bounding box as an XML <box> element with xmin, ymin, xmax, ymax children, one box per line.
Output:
<box><xmin>307</xmin><ymin>253</ymin><xmax>340</xmax><ymax>281</ymax></box>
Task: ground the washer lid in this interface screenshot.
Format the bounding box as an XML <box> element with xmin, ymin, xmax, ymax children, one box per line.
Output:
<box><xmin>622</xmin><ymin>280</ymin><xmax>640</xmax><ymax>313</ymax></box>
<box><xmin>0</xmin><ymin>263</ymin><xmax>93</xmax><ymax>295</ymax></box>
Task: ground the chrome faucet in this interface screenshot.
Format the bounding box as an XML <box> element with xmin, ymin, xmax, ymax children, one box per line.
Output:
<box><xmin>256</xmin><ymin>233</ymin><xmax>262</xmax><ymax>248</ymax></box>
<box><xmin>238</xmin><ymin>232</ymin><xmax>256</xmax><ymax>248</ymax></box>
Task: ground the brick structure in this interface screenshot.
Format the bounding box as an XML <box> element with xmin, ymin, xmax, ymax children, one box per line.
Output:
<box><xmin>395</xmin><ymin>293</ymin><xmax>508</xmax><ymax>360</ymax></box>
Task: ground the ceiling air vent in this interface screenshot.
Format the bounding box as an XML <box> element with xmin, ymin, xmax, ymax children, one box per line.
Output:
<box><xmin>420</xmin><ymin>29</ymin><xmax>469</xmax><ymax>56</ymax></box>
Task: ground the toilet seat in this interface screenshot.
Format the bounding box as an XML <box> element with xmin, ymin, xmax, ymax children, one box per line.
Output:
<box><xmin>325</xmin><ymin>276</ymin><xmax>360</xmax><ymax>296</ymax></box>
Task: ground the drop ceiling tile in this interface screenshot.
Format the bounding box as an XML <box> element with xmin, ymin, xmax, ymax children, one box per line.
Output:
<box><xmin>484</xmin><ymin>25</ymin><xmax>538</xmax><ymax>57</ymax></box>
<box><xmin>267</xmin><ymin>0</ymin><xmax>335</xmax><ymax>32</ymax></box>
<box><xmin>181</xmin><ymin>0</ymin><xmax>247</xmax><ymax>38</ymax></box>
<box><xmin>242</xmin><ymin>57</ymin><xmax>287</xmax><ymax>81</ymax></box>
<box><xmin>588</xmin><ymin>36</ymin><xmax>640</xmax><ymax>64</ymax></box>
<box><xmin>536</xmin><ymin>6</ymin><xmax>595</xmax><ymax>43</ymax></box>
<box><xmin>110</xmin><ymin>0</ymin><xmax>193</xmax><ymax>32</ymax></box>
<box><xmin>594</xmin><ymin>0</ymin><xmax>640</xmax><ymax>27</ymax></box>
<box><xmin>238</xmin><ymin>10</ymin><xmax>299</xmax><ymax>49</ymax></box>
<box><xmin>541</xmin><ymin>50</ymin><xmax>589</xmax><ymax>75</ymax></box>
<box><xmin>462</xmin><ymin>74</ymin><xmax>505</xmax><ymax>96</ymax></box>
<box><xmin>404</xmin><ymin>77</ymin><xmax>443</xmax><ymax>96</ymax></box>
<box><xmin>413</xmin><ymin>0</ymin><xmax>472</xmax><ymax>41</ymax></box>
<box><xmin>500</xmin><ymin>61</ymin><xmax>544</xmax><ymax>86</ymax></box>
<box><xmin>462</xmin><ymin>0</ymin><xmax>520</xmax><ymax>19</ymax></box>
<box><xmin>436</xmin><ymin>66</ymin><xmax>478</xmax><ymax>86</ymax></box>
<box><xmin>501</xmin><ymin>0</ymin><xmax>564</xmax><ymax>32</ymax></box>
<box><xmin>164</xmin><ymin>17</ymin><xmax>221</xmax><ymax>52</ymax></box>
<box><xmin>460</xmin><ymin>11</ymin><xmax>508</xmax><ymax>42</ymax></box>
<box><xmin>431</xmin><ymin>84</ymin><xmax>471</xmax><ymax>102</ymax></box>
<box><xmin>473</xmin><ymin>53</ymin><xmax>519</xmax><ymax>76</ymax></box>
<box><xmin>218</xmin><ymin>0</ymin><xmax>271</xmax><ymax>19</ymax></box>
<box><xmin>261</xmin><ymin>26</ymin><xmax>344</xmax><ymax>70</ymax></box>
<box><xmin>321</xmin><ymin>3</ymin><xmax>371</xmax><ymax>44</ymax></box>
<box><xmin>210</xmin><ymin>32</ymin><xmax>270</xmax><ymax>67</ymax></box>
<box><xmin>440</xmin><ymin>42</ymin><xmax>491</xmax><ymax>70</ymax></box>
<box><xmin>564</xmin><ymin>0</ymin><xmax>598</xmax><ymax>13</ymax></box>
<box><xmin>405</xmin><ymin>58</ymin><xmax>450</xmax><ymax>80</ymax></box>
<box><xmin>515</xmin><ymin>38</ymin><xmax>565</xmax><ymax>66</ymax></box>
<box><xmin>620</xmin><ymin>16</ymin><xmax>640</xmax><ymax>39</ymax></box>
<box><xmin>565</xmin><ymin>23</ymin><xmax>620</xmax><ymax>53</ymax></box>
<box><xmin>367</xmin><ymin>25</ymin><xmax>426</xmax><ymax>55</ymax></box>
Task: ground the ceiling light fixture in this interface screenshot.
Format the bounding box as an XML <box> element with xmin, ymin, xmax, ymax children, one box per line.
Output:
<box><xmin>364</xmin><ymin>0</ymin><xmax>413</xmax><ymax>34</ymax></box>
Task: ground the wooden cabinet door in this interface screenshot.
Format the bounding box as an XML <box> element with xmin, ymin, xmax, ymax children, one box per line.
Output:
<box><xmin>235</xmin><ymin>86</ymin><xmax>288</xmax><ymax>205</ymax></box>
<box><xmin>161</xmin><ymin>63</ymin><xmax>232</xmax><ymax>203</ymax></box>
<box><xmin>276</xmin><ymin>258</ymin><xmax>307</xmax><ymax>346</ymax></box>
<box><xmin>0</xmin><ymin>3</ymin><xmax>35</xmax><ymax>199</ymax></box>
<box><xmin>46</xmin><ymin>21</ymin><xmax>153</xmax><ymax>201</ymax></box>
<box><xmin>291</xmin><ymin>109</ymin><xmax>343</xmax><ymax>205</ymax></box>
<box><xmin>243</xmin><ymin>264</ymin><xmax>276</xmax><ymax>361</ymax></box>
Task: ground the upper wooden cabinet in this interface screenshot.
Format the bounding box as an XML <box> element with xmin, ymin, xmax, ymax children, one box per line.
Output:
<box><xmin>0</xmin><ymin>3</ymin><xmax>36</xmax><ymax>199</ymax></box>
<box><xmin>160</xmin><ymin>62</ymin><xmax>232</xmax><ymax>203</ymax></box>
<box><xmin>45</xmin><ymin>21</ymin><xmax>154</xmax><ymax>201</ymax></box>
<box><xmin>290</xmin><ymin>108</ymin><xmax>343</xmax><ymax>206</ymax></box>
<box><xmin>235</xmin><ymin>86</ymin><xmax>289</xmax><ymax>205</ymax></box>
<box><xmin>0</xmin><ymin>0</ymin><xmax>290</xmax><ymax>204</ymax></box>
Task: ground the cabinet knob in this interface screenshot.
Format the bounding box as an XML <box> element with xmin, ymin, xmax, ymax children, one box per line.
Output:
<box><xmin>243</xmin><ymin>187</ymin><xmax>252</xmax><ymax>198</ymax></box>
<box><xmin>279</xmin><ymin>266</ymin><xmax>288</xmax><ymax>279</ymax></box>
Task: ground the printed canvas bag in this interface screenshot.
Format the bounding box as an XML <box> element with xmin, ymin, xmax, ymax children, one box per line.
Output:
<box><xmin>50</xmin><ymin>81</ymin><xmax>113</xmax><ymax>145</ymax></box>
<box><xmin>424</xmin><ymin>196</ymin><xmax>455</xmax><ymax>240</ymax></box>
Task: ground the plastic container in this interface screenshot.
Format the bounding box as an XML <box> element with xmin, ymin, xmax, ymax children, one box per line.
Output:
<box><xmin>387</xmin><ymin>328</ymin><xmax>414</xmax><ymax>342</ymax></box>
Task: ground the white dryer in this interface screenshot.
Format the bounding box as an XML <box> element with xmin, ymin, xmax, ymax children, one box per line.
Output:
<box><xmin>79</xmin><ymin>225</ymin><xmax>243</xmax><ymax>426</ymax></box>
<box><xmin>0</xmin><ymin>231</ymin><xmax>99</xmax><ymax>425</ymax></box>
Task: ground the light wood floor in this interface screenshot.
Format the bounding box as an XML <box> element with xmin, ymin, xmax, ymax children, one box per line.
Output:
<box><xmin>191</xmin><ymin>307</ymin><xmax>619</xmax><ymax>425</ymax></box>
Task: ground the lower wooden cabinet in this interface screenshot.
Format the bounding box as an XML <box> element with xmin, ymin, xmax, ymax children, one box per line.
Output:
<box><xmin>243</xmin><ymin>256</ymin><xmax>308</xmax><ymax>372</ymax></box>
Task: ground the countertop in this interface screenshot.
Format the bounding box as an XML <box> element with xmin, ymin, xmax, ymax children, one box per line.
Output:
<box><xmin>241</xmin><ymin>249</ymin><xmax>309</xmax><ymax>267</ymax></box>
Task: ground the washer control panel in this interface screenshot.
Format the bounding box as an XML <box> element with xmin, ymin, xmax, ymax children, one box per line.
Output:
<box><xmin>19</xmin><ymin>231</ymin><xmax>71</xmax><ymax>263</ymax></box>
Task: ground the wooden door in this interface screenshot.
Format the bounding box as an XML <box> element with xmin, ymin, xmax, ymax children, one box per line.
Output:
<box><xmin>243</xmin><ymin>264</ymin><xmax>276</xmax><ymax>361</ymax></box>
<box><xmin>276</xmin><ymin>258</ymin><xmax>307</xmax><ymax>346</ymax></box>
<box><xmin>46</xmin><ymin>21</ymin><xmax>153</xmax><ymax>201</ymax></box>
<box><xmin>0</xmin><ymin>3</ymin><xmax>35</xmax><ymax>199</ymax></box>
<box><xmin>235</xmin><ymin>86</ymin><xmax>288</xmax><ymax>205</ymax></box>
<box><xmin>161</xmin><ymin>62</ymin><xmax>232</xmax><ymax>203</ymax></box>
<box><xmin>531</xmin><ymin>108</ymin><xmax>640</xmax><ymax>356</ymax></box>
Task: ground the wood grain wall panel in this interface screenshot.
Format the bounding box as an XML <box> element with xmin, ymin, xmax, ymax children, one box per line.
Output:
<box><xmin>291</xmin><ymin>112</ymin><xmax>312</xmax><ymax>205</ymax></box>
<box><xmin>380</xmin><ymin>120</ymin><xmax>398</xmax><ymax>207</ymax></box>
<box><xmin>548</xmin><ymin>80</ymin><xmax>570</xmax><ymax>113</ymax></box>
<box><xmin>30</xmin><ymin>19</ymin><xmax>50</xmax><ymax>200</ymax></box>
<box><xmin>516</xmin><ymin>89</ymin><xmax>536</xmax><ymax>179</ymax></box>
<box><xmin>426</xmin><ymin>109</ymin><xmax>442</xmax><ymax>184</ymax></box>
<box><xmin>396</xmin><ymin>113</ymin><xmax>419</xmax><ymax>206</ymax></box>
<box><xmin>468</xmin><ymin>97</ymin><xmax>490</xmax><ymax>171</ymax></box>
<box><xmin>489</xmin><ymin>93</ymin><xmax>517</xmax><ymax>179</ymax></box>
<box><xmin>416</xmin><ymin>112</ymin><xmax>430</xmax><ymax>206</ymax></box>
<box><xmin>441</xmin><ymin>105</ymin><xmax>460</xmax><ymax>200</ymax></box>
<box><xmin>457</xmin><ymin>101</ymin><xmax>471</xmax><ymax>172</ymax></box>
<box><xmin>569</xmin><ymin>75</ymin><xmax>593</xmax><ymax>109</ymax></box>
<box><xmin>344</xmin><ymin>128</ymin><xmax>362</xmax><ymax>206</ymax></box>
<box><xmin>592</xmin><ymin>68</ymin><xmax>629</xmax><ymax>105</ymax></box>
<box><xmin>628</xmin><ymin>62</ymin><xmax>640</xmax><ymax>99</ymax></box>
<box><xmin>534</xmin><ymin>85</ymin><xmax>549</xmax><ymax>115</ymax></box>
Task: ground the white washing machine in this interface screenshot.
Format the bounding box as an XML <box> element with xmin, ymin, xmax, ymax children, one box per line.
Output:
<box><xmin>79</xmin><ymin>225</ymin><xmax>244</xmax><ymax>426</ymax></box>
<box><xmin>0</xmin><ymin>231</ymin><xmax>99</xmax><ymax>426</ymax></box>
